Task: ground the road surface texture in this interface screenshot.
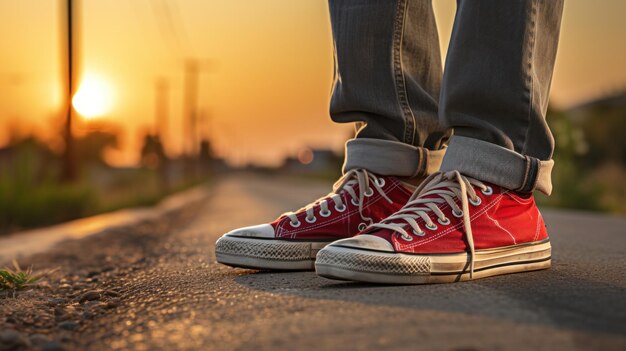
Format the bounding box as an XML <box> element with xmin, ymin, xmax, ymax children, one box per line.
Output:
<box><xmin>1</xmin><ymin>173</ymin><xmax>625</xmax><ymax>351</ymax></box>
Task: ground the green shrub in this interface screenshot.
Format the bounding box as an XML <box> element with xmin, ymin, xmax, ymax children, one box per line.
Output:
<box><xmin>0</xmin><ymin>146</ymin><xmax>94</xmax><ymax>232</ymax></box>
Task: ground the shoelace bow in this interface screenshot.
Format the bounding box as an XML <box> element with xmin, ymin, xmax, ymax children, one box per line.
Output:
<box><xmin>285</xmin><ymin>169</ymin><xmax>392</xmax><ymax>227</ymax></box>
<box><xmin>370</xmin><ymin>170</ymin><xmax>492</xmax><ymax>278</ymax></box>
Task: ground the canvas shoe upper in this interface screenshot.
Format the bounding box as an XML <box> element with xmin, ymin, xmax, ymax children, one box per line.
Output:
<box><xmin>215</xmin><ymin>168</ymin><xmax>413</xmax><ymax>270</ymax></box>
<box><xmin>315</xmin><ymin>170</ymin><xmax>552</xmax><ymax>284</ymax></box>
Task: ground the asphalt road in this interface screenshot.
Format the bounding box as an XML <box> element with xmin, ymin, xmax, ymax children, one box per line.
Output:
<box><xmin>4</xmin><ymin>173</ymin><xmax>626</xmax><ymax>350</ymax></box>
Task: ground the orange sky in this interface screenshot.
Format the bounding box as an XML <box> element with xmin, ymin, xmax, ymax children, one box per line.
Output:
<box><xmin>1</xmin><ymin>0</ymin><xmax>626</xmax><ymax>166</ymax></box>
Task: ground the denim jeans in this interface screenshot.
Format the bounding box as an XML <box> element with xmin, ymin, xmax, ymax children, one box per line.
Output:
<box><xmin>329</xmin><ymin>0</ymin><xmax>564</xmax><ymax>195</ymax></box>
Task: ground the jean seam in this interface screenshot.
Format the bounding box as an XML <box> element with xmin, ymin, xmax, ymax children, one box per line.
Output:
<box><xmin>392</xmin><ymin>0</ymin><xmax>416</xmax><ymax>145</ymax></box>
<box><xmin>414</xmin><ymin>147</ymin><xmax>426</xmax><ymax>177</ymax></box>
<box><xmin>522</xmin><ymin>0</ymin><xmax>539</xmax><ymax>155</ymax></box>
<box><xmin>330</xmin><ymin>37</ymin><xmax>339</xmax><ymax>97</ymax></box>
<box><xmin>520</xmin><ymin>156</ymin><xmax>531</xmax><ymax>191</ymax></box>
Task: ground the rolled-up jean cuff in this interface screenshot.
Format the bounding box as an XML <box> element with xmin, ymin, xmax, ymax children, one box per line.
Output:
<box><xmin>343</xmin><ymin>138</ymin><xmax>446</xmax><ymax>178</ymax></box>
<box><xmin>440</xmin><ymin>136</ymin><xmax>554</xmax><ymax>195</ymax></box>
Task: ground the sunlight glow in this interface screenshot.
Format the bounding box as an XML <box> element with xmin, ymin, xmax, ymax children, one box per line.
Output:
<box><xmin>72</xmin><ymin>75</ymin><xmax>113</xmax><ymax>119</ymax></box>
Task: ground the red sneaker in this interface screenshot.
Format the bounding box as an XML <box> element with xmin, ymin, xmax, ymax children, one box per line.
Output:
<box><xmin>215</xmin><ymin>169</ymin><xmax>414</xmax><ymax>270</ymax></box>
<box><xmin>316</xmin><ymin>171</ymin><xmax>551</xmax><ymax>284</ymax></box>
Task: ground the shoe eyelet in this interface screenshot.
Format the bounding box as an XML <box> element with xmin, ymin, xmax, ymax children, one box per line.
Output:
<box><xmin>452</xmin><ymin>209</ymin><xmax>464</xmax><ymax>218</ymax></box>
<box><xmin>364</xmin><ymin>188</ymin><xmax>374</xmax><ymax>197</ymax></box>
<box><xmin>437</xmin><ymin>217</ymin><xmax>451</xmax><ymax>226</ymax></box>
<box><xmin>290</xmin><ymin>220</ymin><xmax>301</xmax><ymax>228</ymax></box>
<box><xmin>481</xmin><ymin>186</ymin><xmax>493</xmax><ymax>196</ymax></box>
<box><xmin>375</xmin><ymin>178</ymin><xmax>385</xmax><ymax>187</ymax></box>
<box><xmin>412</xmin><ymin>229</ymin><xmax>426</xmax><ymax>237</ymax></box>
<box><xmin>305</xmin><ymin>216</ymin><xmax>317</xmax><ymax>224</ymax></box>
<box><xmin>334</xmin><ymin>204</ymin><xmax>347</xmax><ymax>212</ymax></box>
<box><xmin>357</xmin><ymin>222</ymin><xmax>367</xmax><ymax>231</ymax></box>
<box><xmin>351</xmin><ymin>198</ymin><xmax>360</xmax><ymax>206</ymax></box>
<box><xmin>469</xmin><ymin>197</ymin><xmax>482</xmax><ymax>206</ymax></box>
<box><xmin>425</xmin><ymin>222</ymin><xmax>438</xmax><ymax>231</ymax></box>
<box><xmin>401</xmin><ymin>234</ymin><xmax>414</xmax><ymax>242</ymax></box>
<box><xmin>320</xmin><ymin>209</ymin><xmax>332</xmax><ymax>217</ymax></box>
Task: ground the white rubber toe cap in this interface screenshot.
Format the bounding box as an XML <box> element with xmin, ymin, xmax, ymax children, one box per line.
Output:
<box><xmin>330</xmin><ymin>234</ymin><xmax>394</xmax><ymax>252</ymax></box>
<box><xmin>223</xmin><ymin>224</ymin><xmax>275</xmax><ymax>239</ymax></box>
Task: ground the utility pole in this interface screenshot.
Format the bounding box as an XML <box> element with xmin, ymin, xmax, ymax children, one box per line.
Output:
<box><xmin>154</xmin><ymin>78</ymin><xmax>171</xmax><ymax>189</ymax></box>
<box><xmin>61</xmin><ymin>0</ymin><xmax>77</xmax><ymax>182</ymax></box>
<box><xmin>182</xmin><ymin>58</ymin><xmax>214</xmax><ymax>179</ymax></box>
<box><xmin>183</xmin><ymin>59</ymin><xmax>199</xmax><ymax>156</ymax></box>
<box><xmin>155</xmin><ymin>78</ymin><xmax>169</xmax><ymax>148</ymax></box>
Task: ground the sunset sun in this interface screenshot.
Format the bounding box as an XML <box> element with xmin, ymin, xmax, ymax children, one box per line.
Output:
<box><xmin>72</xmin><ymin>75</ymin><xmax>113</xmax><ymax>119</ymax></box>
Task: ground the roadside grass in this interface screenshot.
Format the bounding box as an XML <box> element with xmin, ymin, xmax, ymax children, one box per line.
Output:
<box><xmin>0</xmin><ymin>260</ymin><xmax>53</xmax><ymax>292</ymax></box>
<box><xmin>0</xmin><ymin>175</ymin><xmax>94</xmax><ymax>232</ymax></box>
<box><xmin>0</xmin><ymin>165</ymin><xmax>210</xmax><ymax>235</ymax></box>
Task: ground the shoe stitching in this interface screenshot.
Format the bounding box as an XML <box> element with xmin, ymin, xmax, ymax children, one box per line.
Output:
<box><xmin>397</xmin><ymin>193</ymin><xmax>504</xmax><ymax>250</ymax></box>
<box><xmin>395</xmin><ymin>179</ymin><xmax>416</xmax><ymax>197</ymax></box>
<box><xmin>343</xmin><ymin>191</ymin><xmax>352</xmax><ymax>235</ymax></box>
<box><xmin>397</xmin><ymin>191</ymin><xmax>507</xmax><ymax>250</ymax></box>
<box><xmin>533</xmin><ymin>211</ymin><xmax>542</xmax><ymax>241</ymax></box>
<box><xmin>283</xmin><ymin>207</ymin><xmax>360</xmax><ymax>239</ymax></box>
<box><xmin>508</xmin><ymin>193</ymin><xmax>534</xmax><ymax>205</ymax></box>
<box><xmin>277</xmin><ymin>182</ymin><xmax>403</xmax><ymax>238</ymax></box>
<box><xmin>485</xmin><ymin>211</ymin><xmax>517</xmax><ymax>245</ymax></box>
<box><xmin>278</xmin><ymin>203</ymin><xmax>361</xmax><ymax>238</ymax></box>
<box><xmin>284</xmin><ymin>208</ymin><xmax>358</xmax><ymax>238</ymax></box>
<box><xmin>283</xmin><ymin>169</ymin><xmax>393</xmax><ymax>236</ymax></box>
<box><xmin>382</xmin><ymin>193</ymin><xmax>473</xmax><ymax>249</ymax></box>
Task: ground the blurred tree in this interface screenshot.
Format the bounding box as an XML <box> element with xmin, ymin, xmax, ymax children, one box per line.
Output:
<box><xmin>74</xmin><ymin>130</ymin><xmax>118</xmax><ymax>166</ymax></box>
<box><xmin>140</xmin><ymin>134</ymin><xmax>166</xmax><ymax>170</ymax></box>
<box><xmin>579</xmin><ymin>106</ymin><xmax>626</xmax><ymax>167</ymax></box>
<box><xmin>536</xmin><ymin>108</ymin><xmax>605</xmax><ymax>211</ymax></box>
<box><xmin>0</xmin><ymin>136</ymin><xmax>93</xmax><ymax>233</ymax></box>
<box><xmin>571</xmin><ymin>91</ymin><xmax>626</xmax><ymax>213</ymax></box>
<box><xmin>0</xmin><ymin>136</ymin><xmax>57</xmax><ymax>182</ymax></box>
<box><xmin>140</xmin><ymin>134</ymin><xmax>170</xmax><ymax>190</ymax></box>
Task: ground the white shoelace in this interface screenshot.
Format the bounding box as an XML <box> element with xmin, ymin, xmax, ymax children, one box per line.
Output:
<box><xmin>370</xmin><ymin>171</ymin><xmax>492</xmax><ymax>277</ymax></box>
<box><xmin>285</xmin><ymin>169</ymin><xmax>392</xmax><ymax>228</ymax></box>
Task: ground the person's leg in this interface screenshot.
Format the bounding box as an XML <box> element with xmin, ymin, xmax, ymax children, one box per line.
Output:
<box><xmin>439</xmin><ymin>0</ymin><xmax>564</xmax><ymax>195</ymax></box>
<box><xmin>216</xmin><ymin>1</ymin><xmax>450</xmax><ymax>270</ymax></box>
<box><xmin>316</xmin><ymin>0</ymin><xmax>565</xmax><ymax>284</ymax></box>
<box><xmin>329</xmin><ymin>0</ymin><xmax>450</xmax><ymax>178</ymax></box>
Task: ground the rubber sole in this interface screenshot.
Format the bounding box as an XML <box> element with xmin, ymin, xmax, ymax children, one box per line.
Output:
<box><xmin>315</xmin><ymin>239</ymin><xmax>551</xmax><ymax>284</ymax></box>
<box><xmin>215</xmin><ymin>235</ymin><xmax>332</xmax><ymax>270</ymax></box>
